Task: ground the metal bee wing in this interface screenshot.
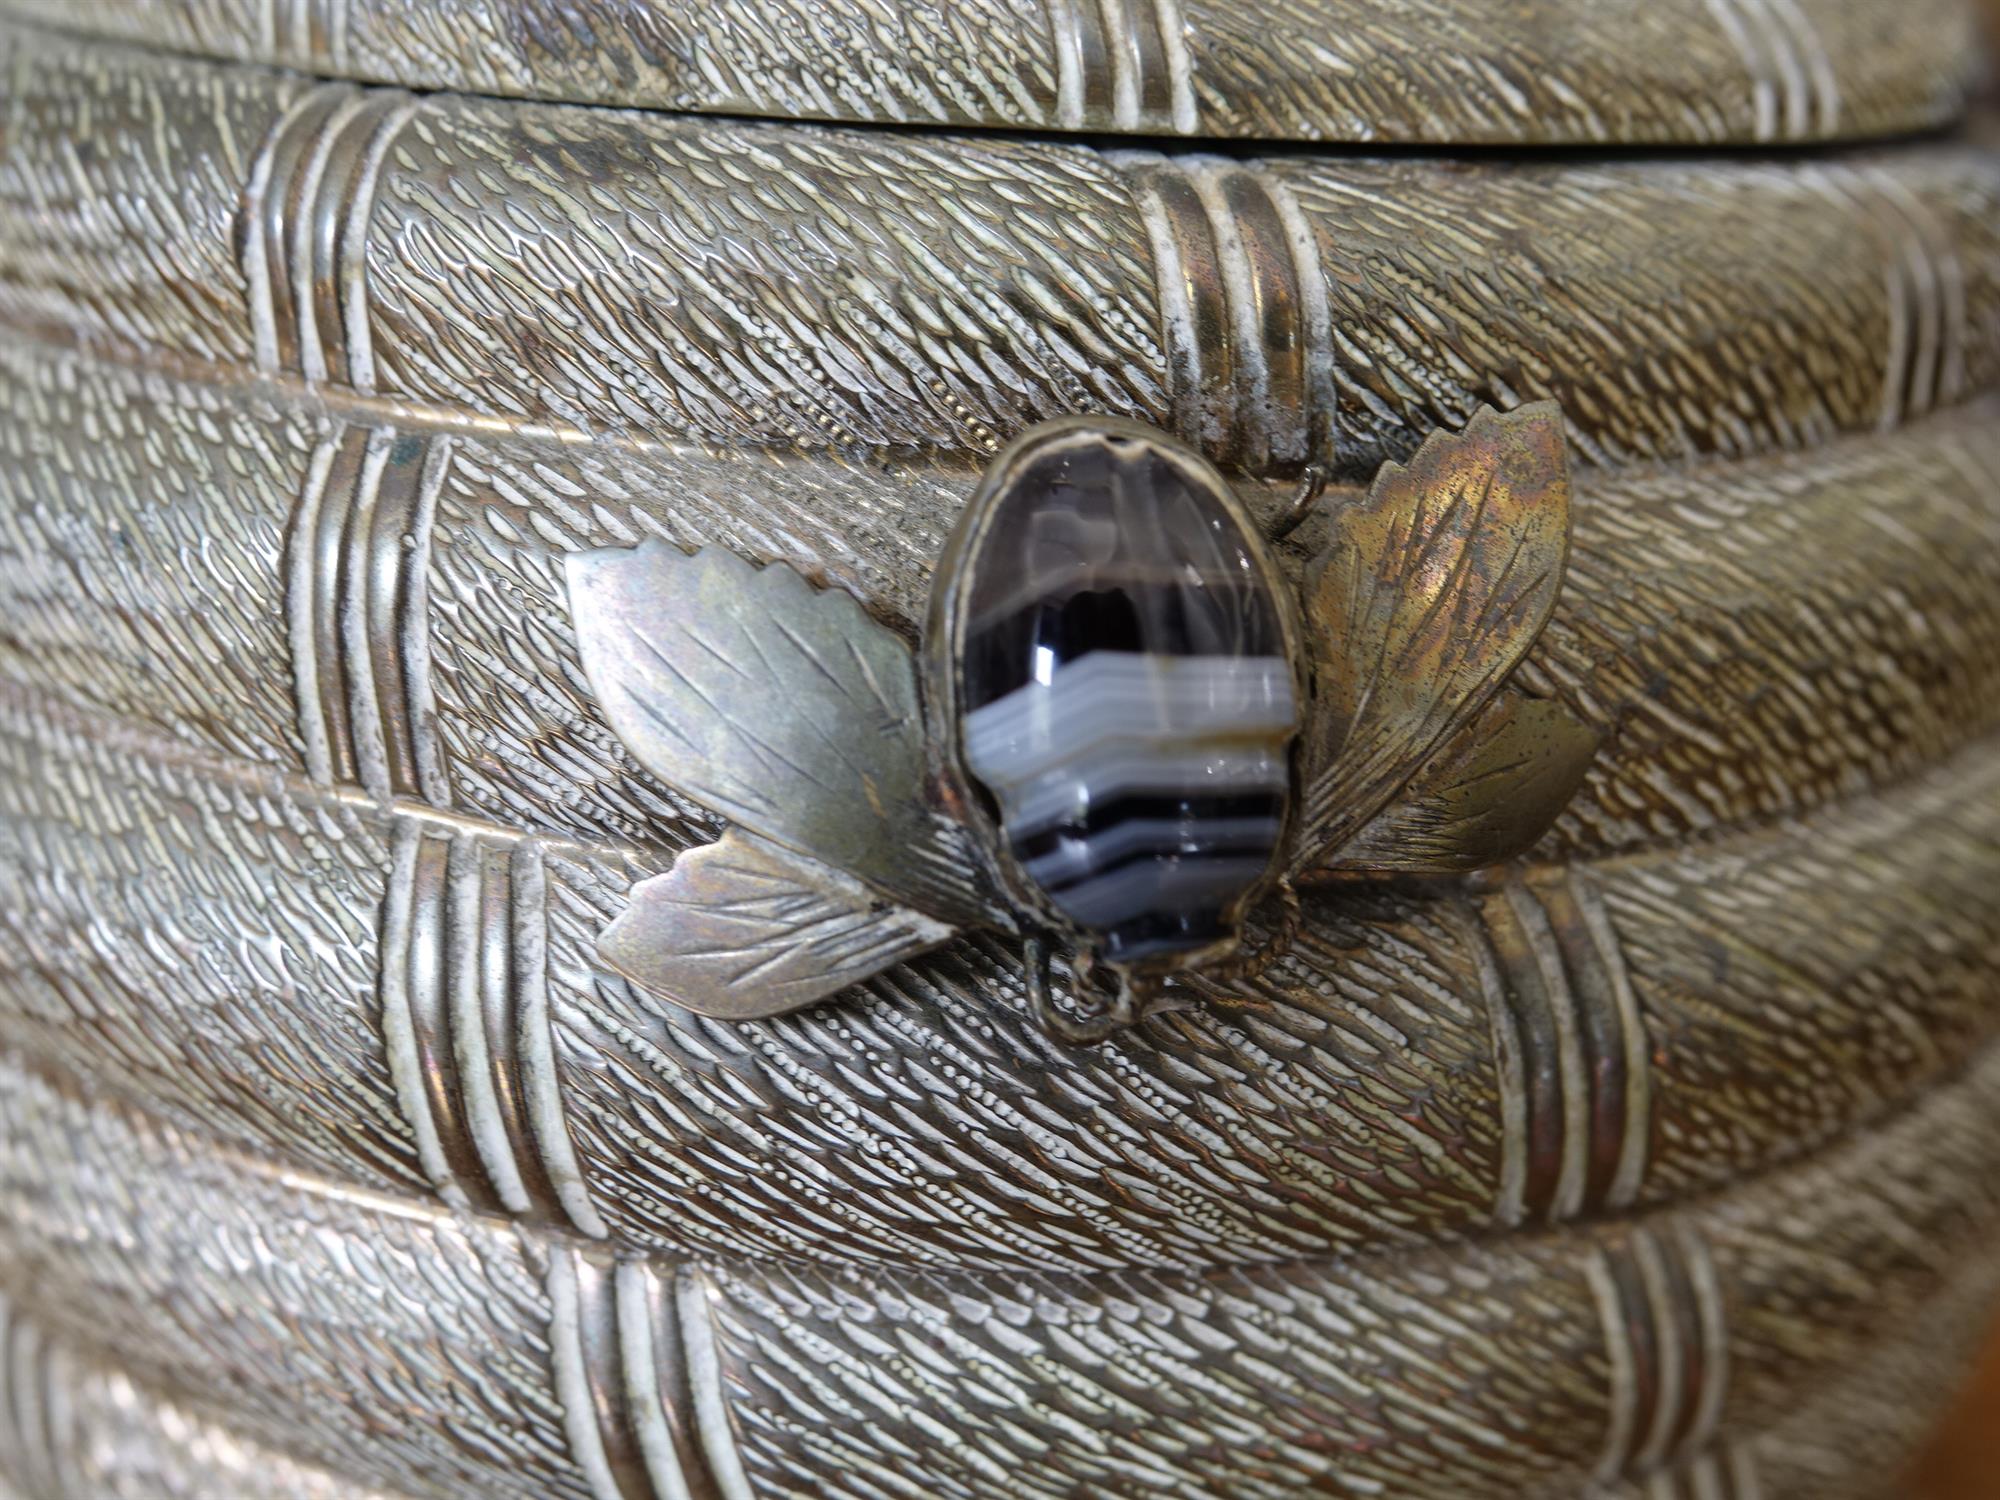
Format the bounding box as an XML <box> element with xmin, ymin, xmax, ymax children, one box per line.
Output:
<box><xmin>1320</xmin><ymin>695</ymin><xmax>1598</xmax><ymax>874</ymax></box>
<box><xmin>568</xmin><ymin>404</ymin><xmax>1594</xmax><ymax>1026</ymax></box>
<box><xmin>566</xmin><ymin>542</ymin><xmax>993</xmax><ymax>1020</ymax></box>
<box><xmin>594</xmin><ymin>829</ymin><xmax>961</xmax><ymax>1022</ymax></box>
<box><xmin>1292</xmin><ymin>402</ymin><xmax>1593</xmax><ymax>875</ymax></box>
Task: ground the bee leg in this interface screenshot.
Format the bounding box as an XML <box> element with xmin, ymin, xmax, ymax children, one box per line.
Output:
<box><xmin>1203</xmin><ymin>876</ymin><xmax>1304</xmax><ymax>986</ymax></box>
<box><xmin>1023</xmin><ymin>936</ymin><xmax>1143</xmax><ymax>1046</ymax></box>
<box><xmin>1268</xmin><ymin>465</ymin><xmax>1329</xmax><ymax>541</ymax></box>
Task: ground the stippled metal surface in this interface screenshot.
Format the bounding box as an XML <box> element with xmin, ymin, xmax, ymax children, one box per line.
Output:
<box><xmin>0</xmin><ymin>0</ymin><xmax>1973</xmax><ymax>143</ymax></box>
<box><xmin>0</xmin><ymin>6</ymin><xmax>1996</xmax><ymax>1496</ymax></box>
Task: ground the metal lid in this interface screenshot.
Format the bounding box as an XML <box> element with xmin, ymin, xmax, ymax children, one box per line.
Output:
<box><xmin>2</xmin><ymin>0</ymin><xmax>1975</xmax><ymax>144</ymax></box>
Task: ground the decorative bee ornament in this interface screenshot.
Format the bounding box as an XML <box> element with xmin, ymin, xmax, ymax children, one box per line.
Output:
<box><xmin>568</xmin><ymin>404</ymin><xmax>1592</xmax><ymax>1043</ymax></box>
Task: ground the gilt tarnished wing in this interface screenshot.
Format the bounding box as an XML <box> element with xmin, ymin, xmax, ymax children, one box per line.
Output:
<box><xmin>599</xmin><ymin>831</ymin><xmax>954</xmax><ymax>1021</ymax></box>
<box><xmin>1296</xmin><ymin>403</ymin><xmax>1573</xmax><ymax>870</ymax></box>
<box><xmin>1325</xmin><ymin>697</ymin><xmax>1598</xmax><ymax>874</ymax></box>
<box><xmin>566</xmin><ymin>542</ymin><xmax>989</xmax><ymax>924</ymax></box>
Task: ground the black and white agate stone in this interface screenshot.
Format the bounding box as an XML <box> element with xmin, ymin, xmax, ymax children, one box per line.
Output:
<box><xmin>934</xmin><ymin>420</ymin><xmax>1300</xmax><ymax>968</ymax></box>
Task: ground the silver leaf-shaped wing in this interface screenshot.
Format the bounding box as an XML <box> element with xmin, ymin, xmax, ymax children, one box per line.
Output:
<box><xmin>600</xmin><ymin>831</ymin><xmax>955</xmax><ymax>1021</ymax></box>
<box><xmin>1295</xmin><ymin>403</ymin><xmax>1573</xmax><ymax>871</ymax></box>
<box><xmin>567</xmin><ymin>542</ymin><xmax>992</xmax><ymax>925</ymax></box>
<box><xmin>1324</xmin><ymin>696</ymin><xmax>1598</xmax><ymax>874</ymax></box>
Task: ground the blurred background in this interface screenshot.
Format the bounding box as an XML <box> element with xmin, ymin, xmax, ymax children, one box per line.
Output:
<box><xmin>1914</xmin><ymin>1328</ymin><xmax>2000</xmax><ymax>1494</ymax></box>
<box><xmin>1857</xmin><ymin>15</ymin><xmax>1996</xmax><ymax>1499</ymax></box>
<box><xmin>1911</xmin><ymin>12</ymin><xmax>2000</xmax><ymax>1482</ymax></box>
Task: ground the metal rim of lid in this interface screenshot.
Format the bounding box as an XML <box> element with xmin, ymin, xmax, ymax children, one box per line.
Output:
<box><xmin>0</xmin><ymin>0</ymin><xmax>1977</xmax><ymax>145</ymax></box>
<box><xmin>5</xmin><ymin>17</ymin><xmax>1996</xmax><ymax>487</ymax></box>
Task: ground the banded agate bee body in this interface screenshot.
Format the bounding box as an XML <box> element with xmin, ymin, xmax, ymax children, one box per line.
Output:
<box><xmin>928</xmin><ymin>421</ymin><xmax>1302</xmax><ymax>1007</ymax></box>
